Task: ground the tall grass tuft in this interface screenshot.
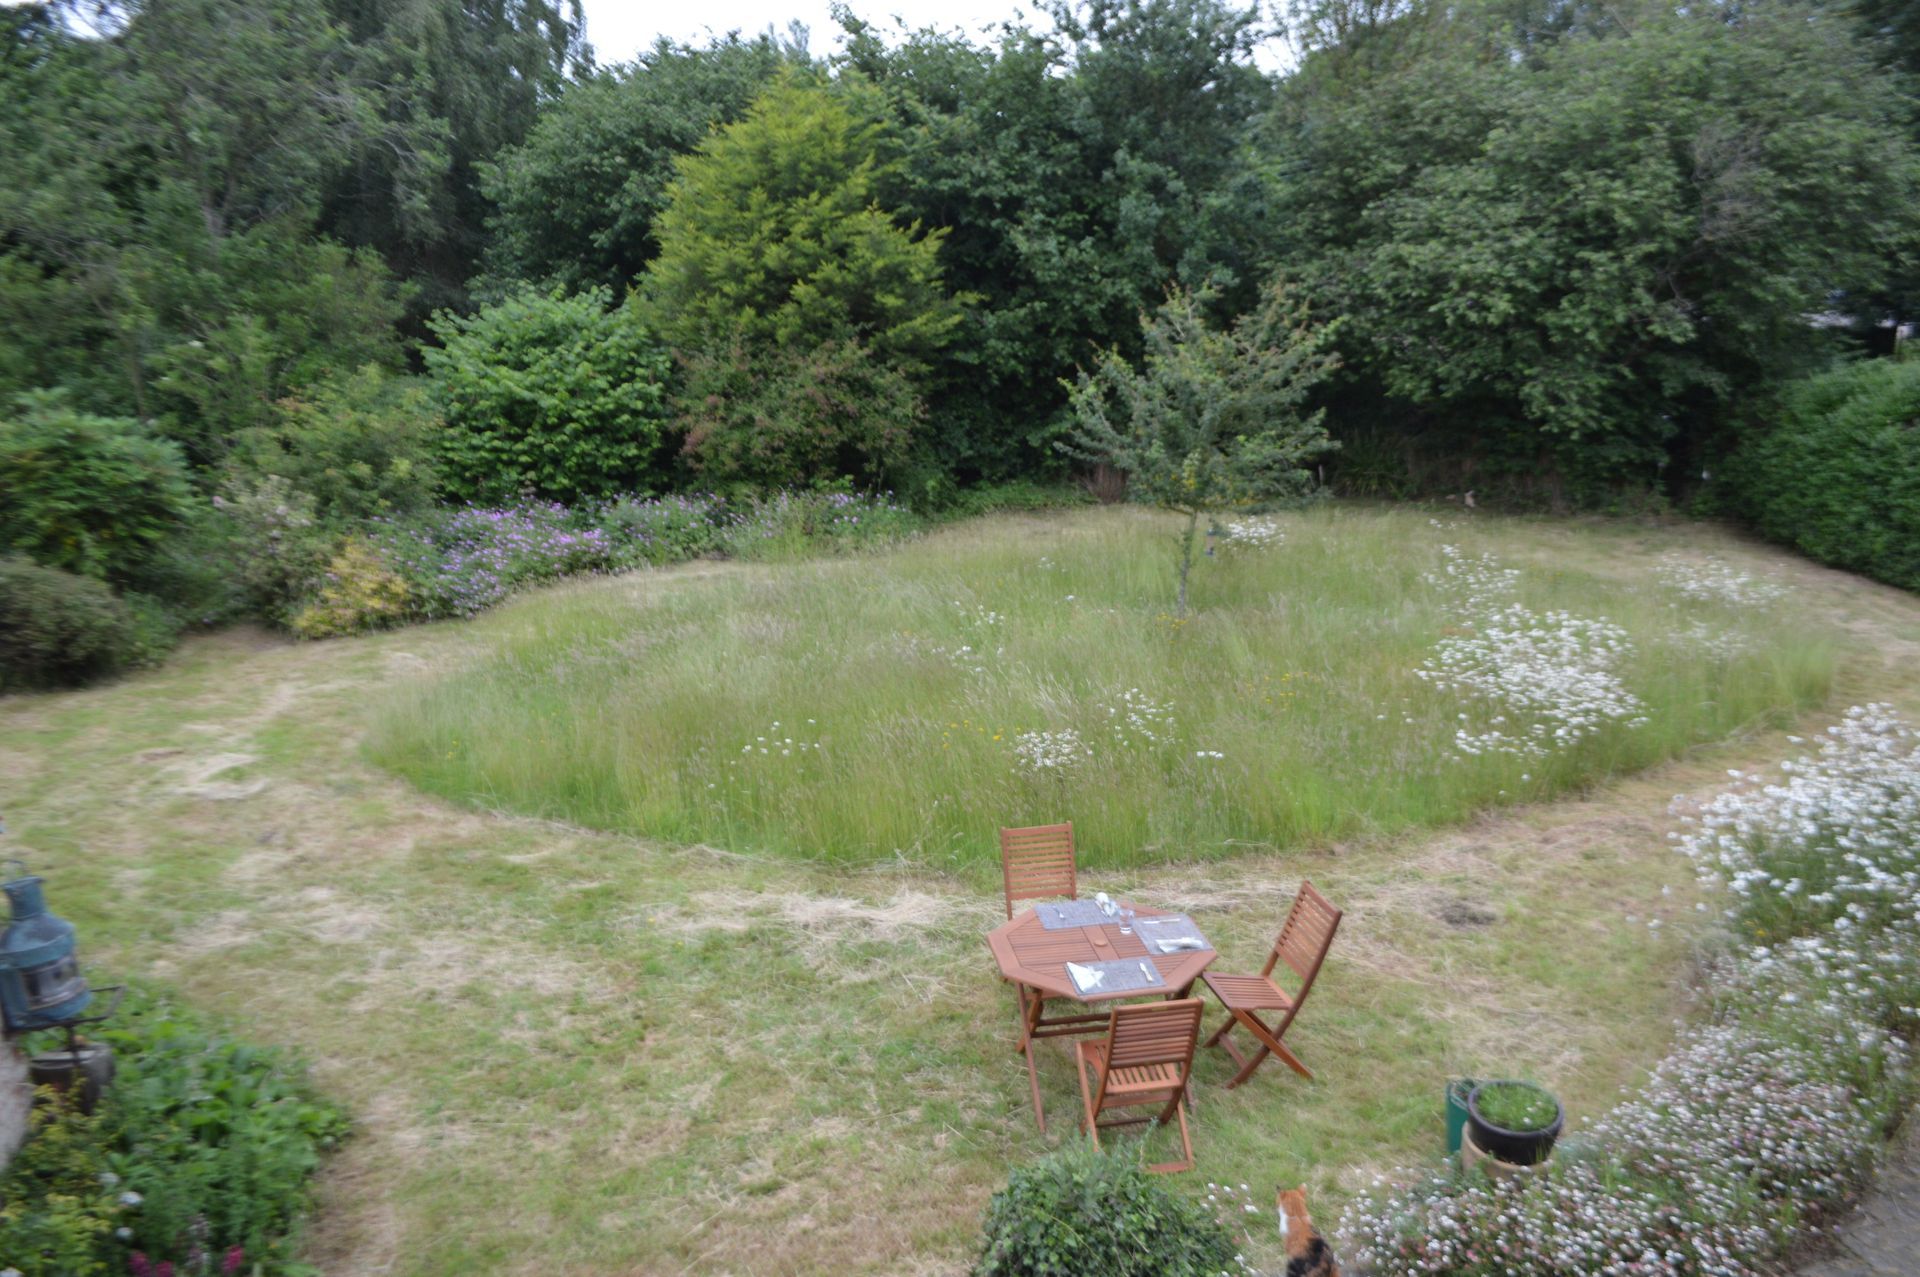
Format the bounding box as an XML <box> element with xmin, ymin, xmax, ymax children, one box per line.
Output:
<box><xmin>368</xmin><ymin>507</ymin><xmax>1837</xmax><ymax>869</ymax></box>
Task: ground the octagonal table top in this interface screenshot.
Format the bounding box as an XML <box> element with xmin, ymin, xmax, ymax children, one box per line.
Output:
<box><xmin>986</xmin><ymin>901</ymin><xmax>1217</xmax><ymax>1002</ymax></box>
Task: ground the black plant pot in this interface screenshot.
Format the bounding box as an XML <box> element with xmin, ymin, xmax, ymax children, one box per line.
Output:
<box><xmin>30</xmin><ymin>1041</ymin><xmax>115</xmax><ymax>1114</ymax></box>
<box><xmin>1466</xmin><ymin>1081</ymin><xmax>1563</xmax><ymax>1167</ymax></box>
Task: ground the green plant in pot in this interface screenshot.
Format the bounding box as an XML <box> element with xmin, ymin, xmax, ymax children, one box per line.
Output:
<box><xmin>1466</xmin><ymin>1080</ymin><xmax>1564</xmax><ymax>1166</ymax></box>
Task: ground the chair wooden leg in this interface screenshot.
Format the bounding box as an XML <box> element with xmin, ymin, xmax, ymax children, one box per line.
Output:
<box><xmin>1075</xmin><ymin>1047</ymin><xmax>1102</xmax><ymax>1149</ymax></box>
<box><xmin>1217</xmin><ymin>1009</ymin><xmax>1312</xmax><ymax>1088</ymax></box>
<box><xmin>1145</xmin><ymin>1102</ymin><xmax>1195</xmax><ymax>1174</ymax></box>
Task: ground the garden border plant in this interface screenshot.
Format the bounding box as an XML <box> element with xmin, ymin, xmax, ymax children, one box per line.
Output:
<box><xmin>1341</xmin><ymin>703</ymin><xmax>1920</xmax><ymax>1275</ymax></box>
<box><xmin>0</xmin><ymin>983</ymin><xmax>348</xmax><ymax>1277</ymax></box>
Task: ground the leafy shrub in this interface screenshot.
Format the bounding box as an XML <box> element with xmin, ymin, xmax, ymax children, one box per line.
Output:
<box><xmin>234</xmin><ymin>365</ymin><xmax>442</xmax><ymax>523</ymax></box>
<box><xmin>0</xmin><ymin>391</ymin><xmax>195</xmax><ymax>583</ymax></box>
<box><xmin>592</xmin><ymin>493</ymin><xmax>729</xmax><ymax>565</ymax></box>
<box><xmin>127</xmin><ymin>507</ymin><xmax>253</xmax><ymax>630</ymax></box>
<box><xmin>973</xmin><ymin>1143</ymin><xmax>1240</xmax><ymax>1277</ymax></box>
<box><xmin>424</xmin><ymin>288</ymin><xmax>673</xmax><ymax>504</ymax></box>
<box><xmin>0</xmin><ymin>986</ymin><xmax>348</xmax><ymax>1277</ymax></box>
<box><xmin>289</xmin><ymin>537</ymin><xmax>413</xmax><ymax>638</ymax></box>
<box><xmin>208</xmin><ymin>475</ymin><xmax>337</xmax><ymax>626</ymax></box>
<box><xmin>675</xmin><ymin>338</ymin><xmax>926</xmax><ymax>490</ymax></box>
<box><xmin>0</xmin><ymin>556</ymin><xmax>177</xmax><ymax>691</ymax></box>
<box><xmin>1725</xmin><ymin>358</ymin><xmax>1920</xmax><ymax>592</ymax></box>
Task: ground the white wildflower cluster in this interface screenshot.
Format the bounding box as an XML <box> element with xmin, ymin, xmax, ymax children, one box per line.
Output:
<box><xmin>1200</xmin><ymin>1182</ymin><xmax>1264</xmax><ymax>1275</ymax></box>
<box><xmin>902</xmin><ymin>633</ymin><xmax>998</xmax><ymax>676</ymax></box>
<box><xmin>734</xmin><ymin>719</ymin><xmax>822</xmax><ymax>762</ymax></box>
<box><xmin>1422</xmin><ymin>544</ymin><xmax>1519</xmax><ymax>600</ymax></box>
<box><xmin>1419</xmin><ymin>601</ymin><xmax>1645</xmax><ymax>757</ymax></box>
<box><xmin>1672</xmin><ymin>703</ymin><xmax>1920</xmax><ymax>934</ymax></box>
<box><xmin>1661</xmin><ymin>616</ymin><xmax>1754</xmax><ymax>661</ymax></box>
<box><xmin>1101</xmin><ymin>687</ymin><xmax>1175</xmax><ymax>748</ymax></box>
<box><xmin>1217</xmin><ymin>517</ymin><xmax>1284</xmax><ymax>549</ymax></box>
<box><xmin>1657</xmin><ymin>555</ymin><xmax>1788</xmax><ymax>608</ymax></box>
<box><xmin>1341</xmin><ymin>705</ymin><xmax>1920</xmax><ymax>1276</ymax></box>
<box><xmin>1011</xmin><ymin>728</ymin><xmax>1092</xmax><ymax>776</ymax></box>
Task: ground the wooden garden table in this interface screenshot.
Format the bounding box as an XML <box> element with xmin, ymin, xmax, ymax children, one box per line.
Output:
<box><xmin>986</xmin><ymin>902</ymin><xmax>1216</xmax><ymax>1131</ymax></box>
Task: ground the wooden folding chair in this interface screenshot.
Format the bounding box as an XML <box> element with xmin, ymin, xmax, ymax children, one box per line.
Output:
<box><xmin>999</xmin><ymin>822</ymin><xmax>1076</xmax><ymax>919</ymax></box>
<box><xmin>1075</xmin><ymin>998</ymin><xmax>1205</xmax><ymax>1173</ymax></box>
<box><xmin>1200</xmin><ymin>881</ymin><xmax>1341</xmax><ymax>1089</ymax></box>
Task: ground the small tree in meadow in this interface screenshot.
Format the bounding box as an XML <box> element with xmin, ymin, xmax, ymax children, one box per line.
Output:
<box><xmin>1061</xmin><ymin>283</ymin><xmax>1340</xmax><ymax>615</ymax></box>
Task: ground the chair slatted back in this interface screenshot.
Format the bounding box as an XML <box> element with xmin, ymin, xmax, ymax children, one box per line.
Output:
<box><xmin>999</xmin><ymin>822</ymin><xmax>1077</xmax><ymax>919</ymax></box>
<box><xmin>1261</xmin><ymin>881</ymin><xmax>1342</xmax><ymax>1012</ymax></box>
<box><xmin>1103</xmin><ymin>998</ymin><xmax>1204</xmax><ymax>1072</ymax></box>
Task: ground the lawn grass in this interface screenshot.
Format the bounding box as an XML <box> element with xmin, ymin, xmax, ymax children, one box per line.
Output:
<box><xmin>3</xmin><ymin>509</ymin><xmax>1909</xmax><ymax>1274</ymax></box>
<box><xmin>368</xmin><ymin>505</ymin><xmax>1837</xmax><ymax>870</ymax></box>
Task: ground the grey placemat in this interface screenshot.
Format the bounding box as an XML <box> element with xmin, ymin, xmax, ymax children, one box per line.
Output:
<box><xmin>1036</xmin><ymin>899</ymin><xmax>1114</xmax><ymax>930</ymax></box>
<box><xmin>1067</xmin><ymin>957</ymin><xmax>1165</xmax><ymax>995</ymax></box>
<box><xmin>1136</xmin><ymin>913</ymin><xmax>1212</xmax><ymax>955</ymax></box>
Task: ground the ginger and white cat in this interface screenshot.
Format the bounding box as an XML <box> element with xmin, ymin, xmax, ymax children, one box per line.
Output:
<box><xmin>1275</xmin><ymin>1186</ymin><xmax>1341</xmax><ymax>1277</ymax></box>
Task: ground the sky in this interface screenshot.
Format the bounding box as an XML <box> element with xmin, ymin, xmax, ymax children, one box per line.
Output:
<box><xmin>577</xmin><ymin>0</ymin><xmax>1295</xmax><ymax>69</ymax></box>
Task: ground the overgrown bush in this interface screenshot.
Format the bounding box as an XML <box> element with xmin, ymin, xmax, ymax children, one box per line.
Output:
<box><xmin>289</xmin><ymin>537</ymin><xmax>414</xmax><ymax>638</ymax></box>
<box><xmin>676</xmin><ymin>339</ymin><xmax>925</xmax><ymax>490</ymax></box>
<box><xmin>0</xmin><ymin>391</ymin><xmax>195</xmax><ymax>583</ymax></box>
<box><xmin>0</xmin><ymin>556</ymin><xmax>176</xmax><ymax>691</ymax></box>
<box><xmin>233</xmin><ymin>365</ymin><xmax>442</xmax><ymax>523</ymax></box>
<box><xmin>208</xmin><ymin>476</ymin><xmax>337</xmax><ymax>626</ymax></box>
<box><xmin>424</xmin><ymin>288</ymin><xmax>673</xmax><ymax>504</ymax></box>
<box><xmin>0</xmin><ymin>986</ymin><xmax>348</xmax><ymax>1277</ymax></box>
<box><xmin>973</xmin><ymin>1142</ymin><xmax>1241</xmax><ymax>1277</ymax></box>
<box><xmin>1725</xmin><ymin>358</ymin><xmax>1920</xmax><ymax>592</ymax></box>
<box><xmin>593</xmin><ymin>492</ymin><xmax>729</xmax><ymax>564</ymax></box>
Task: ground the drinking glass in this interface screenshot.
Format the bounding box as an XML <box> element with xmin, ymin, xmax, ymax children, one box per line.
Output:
<box><xmin>1118</xmin><ymin>907</ymin><xmax>1135</xmax><ymax>935</ymax></box>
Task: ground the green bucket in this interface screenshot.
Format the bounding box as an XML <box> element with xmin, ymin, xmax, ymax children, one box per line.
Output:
<box><xmin>1445</xmin><ymin>1078</ymin><xmax>1477</xmax><ymax>1156</ymax></box>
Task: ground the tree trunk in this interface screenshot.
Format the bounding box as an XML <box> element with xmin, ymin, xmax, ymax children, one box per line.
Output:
<box><xmin>1175</xmin><ymin>508</ymin><xmax>1200</xmax><ymax>618</ymax></box>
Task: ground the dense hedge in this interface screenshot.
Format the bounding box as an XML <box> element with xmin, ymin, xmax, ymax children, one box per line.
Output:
<box><xmin>0</xmin><ymin>556</ymin><xmax>176</xmax><ymax>691</ymax></box>
<box><xmin>1727</xmin><ymin>358</ymin><xmax>1920</xmax><ymax>591</ymax></box>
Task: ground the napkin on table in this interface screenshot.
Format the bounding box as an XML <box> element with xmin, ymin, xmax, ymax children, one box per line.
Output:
<box><xmin>1066</xmin><ymin>961</ymin><xmax>1104</xmax><ymax>993</ymax></box>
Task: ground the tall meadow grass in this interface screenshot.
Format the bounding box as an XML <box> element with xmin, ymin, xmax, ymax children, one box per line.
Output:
<box><xmin>367</xmin><ymin>507</ymin><xmax>1836</xmax><ymax>869</ymax></box>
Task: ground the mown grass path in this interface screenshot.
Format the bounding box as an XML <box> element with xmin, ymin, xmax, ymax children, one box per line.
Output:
<box><xmin>4</xmin><ymin>513</ymin><xmax>1918</xmax><ymax>1275</ymax></box>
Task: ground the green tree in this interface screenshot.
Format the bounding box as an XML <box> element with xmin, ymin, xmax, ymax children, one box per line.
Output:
<box><xmin>319</xmin><ymin>0</ymin><xmax>588</xmax><ymax>313</ymax></box>
<box><xmin>1061</xmin><ymin>283</ymin><xmax>1339</xmax><ymax>614</ymax></box>
<box><xmin>641</xmin><ymin>72</ymin><xmax>965</xmax><ymax>374</ymax></box>
<box><xmin>479</xmin><ymin>33</ymin><xmax>799</xmax><ymax>295</ymax></box>
<box><xmin>841</xmin><ymin>1</ymin><xmax>1277</xmax><ymax>479</ymax></box>
<box><xmin>0</xmin><ymin>1</ymin><xmax>406</xmax><ymax>463</ymax></box>
<box><xmin>1270</xmin><ymin>0</ymin><xmax>1920</xmax><ymax>499</ymax></box>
